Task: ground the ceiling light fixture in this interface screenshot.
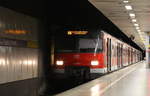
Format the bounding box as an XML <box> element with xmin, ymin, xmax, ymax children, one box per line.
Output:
<box><xmin>123</xmin><ymin>0</ymin><xmax>129</xmax><ymax>3</ymax></box>
<box><xmin>125</xmin><ymin>5</ymin><xmax>132</xmax><ymax>10</ymax></box>
<box><xmin>129</xmin><ymin>13</ymin><xmax>135</xmax><ymax>18</ymax></box>
<box><xmin>139</xmin><ymin>33</ymin><xmax>143</xmax><ymax>35</ymax></box>
<box><xmin>137</xmin><ymin>29</ymin><xmax>141</xmax><ymax>32</ymax></box>
<box><xmin>136</xmin><ymin>27</ymin><xmax>140</xmax><ymax>30</ymax></box>
<box><xmin>132</xmin><ymin>19</ymin><xmax>137</xmax><ymax>22</ymax></box>
<box><xmin>134</xmin><ymin>23</ymin><xmax>139</xmax><ymax>27</ymax></box>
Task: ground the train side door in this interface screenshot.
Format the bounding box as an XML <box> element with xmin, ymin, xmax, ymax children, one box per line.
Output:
<box><xmin>120</xmin><ymin>44</ymin><xmax>123</xmax><ymax>67</ymax></box>
<box><xmin>131</xmin><ymin>48</ymin><xmax>133</xmax><ymax>64</ymax></box>
<box><xmin>107</xmin><ymin>38</ymin><xmax>111</xmax><ymax>72</ymax></box>
<box><xmin>128</xmin><ymin>48</ymin><xmax>130</xmax><ymax>65</ymax></box>
<box><xmin>117</xmin><ymin>43</ymin><xmax>121</xmax><ymax>69</ymax></box>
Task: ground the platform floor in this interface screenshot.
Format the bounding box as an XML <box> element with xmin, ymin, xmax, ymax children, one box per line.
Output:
<box><xmin>55</xmin><ymin>61</ymin><xmax>150</xmax><ymax>96</ymax></box>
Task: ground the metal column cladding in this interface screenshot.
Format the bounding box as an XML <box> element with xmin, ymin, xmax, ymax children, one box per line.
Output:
<box><xmin>0</xmin><ymin>7</ymin><xmax>38</xmax><ymax>41</ymax></box>
<box><xmin>0</xmin><ymin>7</ymin><xmax>39</xmax><ymax>84</ymax></box>
<box><xmin>0</xmin><ymin>38</ymin><xmax>27</xmax><ymax>47</ymax></box>
<box><xmin>0</xmin><ymin>38</ymin><xmax>38</xmax><ymax>48</ymax></box>
<box><xmin>0</xmin><ymin>46</ymin><xmax>38</xmax><ymax>84</ymax></box>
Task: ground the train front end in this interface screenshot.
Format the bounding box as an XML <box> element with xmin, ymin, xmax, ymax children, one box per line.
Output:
<box><xmin>54</xmin><ymin>30</ymin><xmax>106</xmax><ymax>79</ymax></box>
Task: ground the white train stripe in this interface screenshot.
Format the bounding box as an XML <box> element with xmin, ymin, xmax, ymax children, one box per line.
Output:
<box><xmin>54</xmin><ymin>69</ymin><xmax>65</xmax><ymax>73</ymax></box>
<box><xmin>90</xmin><ymin>68</ymin><xmax>107</xmax><ymax>73</ymax></box>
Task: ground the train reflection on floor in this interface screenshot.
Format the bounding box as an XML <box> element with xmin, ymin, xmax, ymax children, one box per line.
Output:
<box><xmin>44</xmin><ymin>74</ymin><xmax>102</xmax><ymax>95</ymax></box>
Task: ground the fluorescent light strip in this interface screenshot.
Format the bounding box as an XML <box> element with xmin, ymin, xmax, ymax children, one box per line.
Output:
<box><xmin>139</xmin><ymin>33</ymin><xmax>144</xmax><ymax>37</ymax></box>
<box><xmin>139</xmin><ymin>33</ymin><xmax>144</xmax><ymax>35</ymax></box>
<box><xmin>125</xmin><ymin>5</ymin><xmax>132</xmax><ymax>10</ymax></box>
<box><xmin>123</xmin><ymin>0</ymin><xmax>129</xmax><ymax>3</ymax></box>
<box><xmin>129</xmin><ymin>13</ymin><xmax>135</xmax><ymax>18</ymax></box>
<box><xmin>136</xmin><ymin>27</ymin><xmax>140</xmax><ymax>30</ymax></box>
<box><xmin>134</xmin><ymin>23</ymin><xmax>139</xmax><ymax>27</ymax></box>
<box><xmin>132</xmin><ymin>19</ymin><xmax>137</xmax><ymax>22</ymax></box>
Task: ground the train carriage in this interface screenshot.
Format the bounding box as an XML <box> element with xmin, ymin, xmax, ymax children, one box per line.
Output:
<box><xmin>54</xmin><ymin>30</ymin><xmax>142</xmax><ymax>79</ymax></box>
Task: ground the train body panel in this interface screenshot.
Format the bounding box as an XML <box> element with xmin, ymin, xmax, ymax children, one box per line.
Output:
<box><xmin>54</xmin><ymin>53</ymin><xmax>106</xmax><ymax>74</ymax></box>
<box><xmin>55</xmin><ymin>53</ymin><xmax>105</xmax><ymax>68</ymax></box>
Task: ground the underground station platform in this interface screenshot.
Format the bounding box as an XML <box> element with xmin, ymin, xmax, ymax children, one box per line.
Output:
<box><xmin>54</xmin><ymin>61</ymin><xmax>150</xmax><ymax>96</ymax></box>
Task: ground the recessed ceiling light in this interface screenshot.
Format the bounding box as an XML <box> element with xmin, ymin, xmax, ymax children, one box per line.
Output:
<box><xmin>139</xmin><ymin>33</ymin><xmax>143</xmax><ymax>35</ymax></box>
<box><xmin>125</xmin><ymin>5</ymin><xmax>132</xmax><ymax>10</ymax></box>
<box><xmin>129</xmin><ymin>13</ymin><xmax>135</xmax><ymax>18</ymax></box>
<box><xmin>134</xmin><ymin>23</ymin><xmax>139</xmax><ymax>27</ymax></box>
<box><xmin>123</xmin><ymin>0</ymin><xmax>129</xmax><ymax>3</ymax></box>
<box><xmin>132</xmin><ymin>19</ymin><xmax>137</xmax><ymax>22</ymax></box>
<box><xmin>137</xmin><ymin>29</ymin><xmax>141</xmax><ymax>32</ymax></box>
<box><xmin>136</xmin><ymin>27</ymin><xmax>140</xmax><ymax>30</ymax></box>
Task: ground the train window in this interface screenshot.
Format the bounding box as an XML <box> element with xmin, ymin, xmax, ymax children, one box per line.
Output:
<box><xmin>54</xmin><ymin>31</ymin><xmax>103</xmax><ymax>53</ymax></box>
<box><xmin>79</xmin><ymin>37</ymin><xmax>103</xmax><ymax>53</ymax></box>
<box><xmin>55</xmin><ymin>36</ymin><xmax>78</xmax><ymax>52</ymax></box>
<box><xmin>55</xmin><ymin>33</ymin><xmax>103</xmax><ymax>53</ymax></box>
<box><xmin>115</xmin><ymin>46</ymin><xmax>117</xmax><ymax>57</ymax></box>
<box><xmin>112</xmin><ymin>44</ymin><xmax>114</xmax><ymax>49</ymax></box>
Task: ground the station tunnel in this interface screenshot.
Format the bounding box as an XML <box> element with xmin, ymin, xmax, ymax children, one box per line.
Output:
<box><xmin>0</xmin><ymin>0</ymin><xmax>149</xmax><ymax>96</ymax></box>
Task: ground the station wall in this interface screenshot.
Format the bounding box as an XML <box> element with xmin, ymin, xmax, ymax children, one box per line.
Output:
<box><xmin>0</xmin><ymin>7</ymin><xmax>40</xmax><ymax>96</ymax></box>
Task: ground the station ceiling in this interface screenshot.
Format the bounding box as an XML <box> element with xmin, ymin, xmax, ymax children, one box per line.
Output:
<box><xmin>89</xmin><ymin>0</ymin><xmax>149</xmax><ymax>49</ymax></box>
<box><xmin>0</xmin><ymin>1</ymin><xmax>45</xmax><ymax>18</ymax></box>
<box><xmin>0</xmin><ymin>0</ymin><xmax>145</xmax><ymax>50</ymax></box>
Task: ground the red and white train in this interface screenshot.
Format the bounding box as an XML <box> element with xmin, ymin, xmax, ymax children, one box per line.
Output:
<box><xmin>54</xmin><ymin>30</ymin><xmax>142</xmax><ymax>78</ymax></box>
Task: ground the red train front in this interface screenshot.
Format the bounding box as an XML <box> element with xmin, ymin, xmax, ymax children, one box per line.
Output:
<box><xmin>54</xmin><ymin>30</ymin><xmax>106</xmax><ymax>78</ymax></box>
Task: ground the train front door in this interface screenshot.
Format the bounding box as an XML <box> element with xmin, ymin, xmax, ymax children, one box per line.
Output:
<box><xmin>107</xmin><ymin>38</ymin><xmax>111</xmax><ymax>72</ymax></box>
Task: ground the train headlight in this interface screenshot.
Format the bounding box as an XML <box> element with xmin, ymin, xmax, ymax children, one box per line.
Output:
<box><xmin>56</xmin><ymin>60</ymin><xmax>64</xmax><ymax>66</ymax></box>
<box><xmin>91</xmin><ymin>60</ymin><xmax>99</xmax><ymax>66</ymax></box>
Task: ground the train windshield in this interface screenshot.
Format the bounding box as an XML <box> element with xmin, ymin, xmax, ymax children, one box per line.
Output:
<box><xmin>55</xmin><ymin>32</ymin><xmax>103</xmax><ymax>53</ymax></box>
<box><xmin>78</xmin><ymin>37</ymin><xmax>102</xmax><ymax>53</ymax></box>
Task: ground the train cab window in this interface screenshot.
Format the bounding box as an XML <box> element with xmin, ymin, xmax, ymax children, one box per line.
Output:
<box><xmin>55</xmin><ymin>31</ymin><xmax>103</xmax><ymax>53</ymax></box>
<box><xmin>79</xmin><ymin>37</ymin><xmax>103</xmax><ymax>53</ymax></box>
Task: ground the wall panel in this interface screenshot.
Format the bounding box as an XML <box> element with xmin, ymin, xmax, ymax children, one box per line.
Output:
<box><xmin>0</xmin><ymin>46</ymin><xmax>38</xmax><ymax>84</ymax></box>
